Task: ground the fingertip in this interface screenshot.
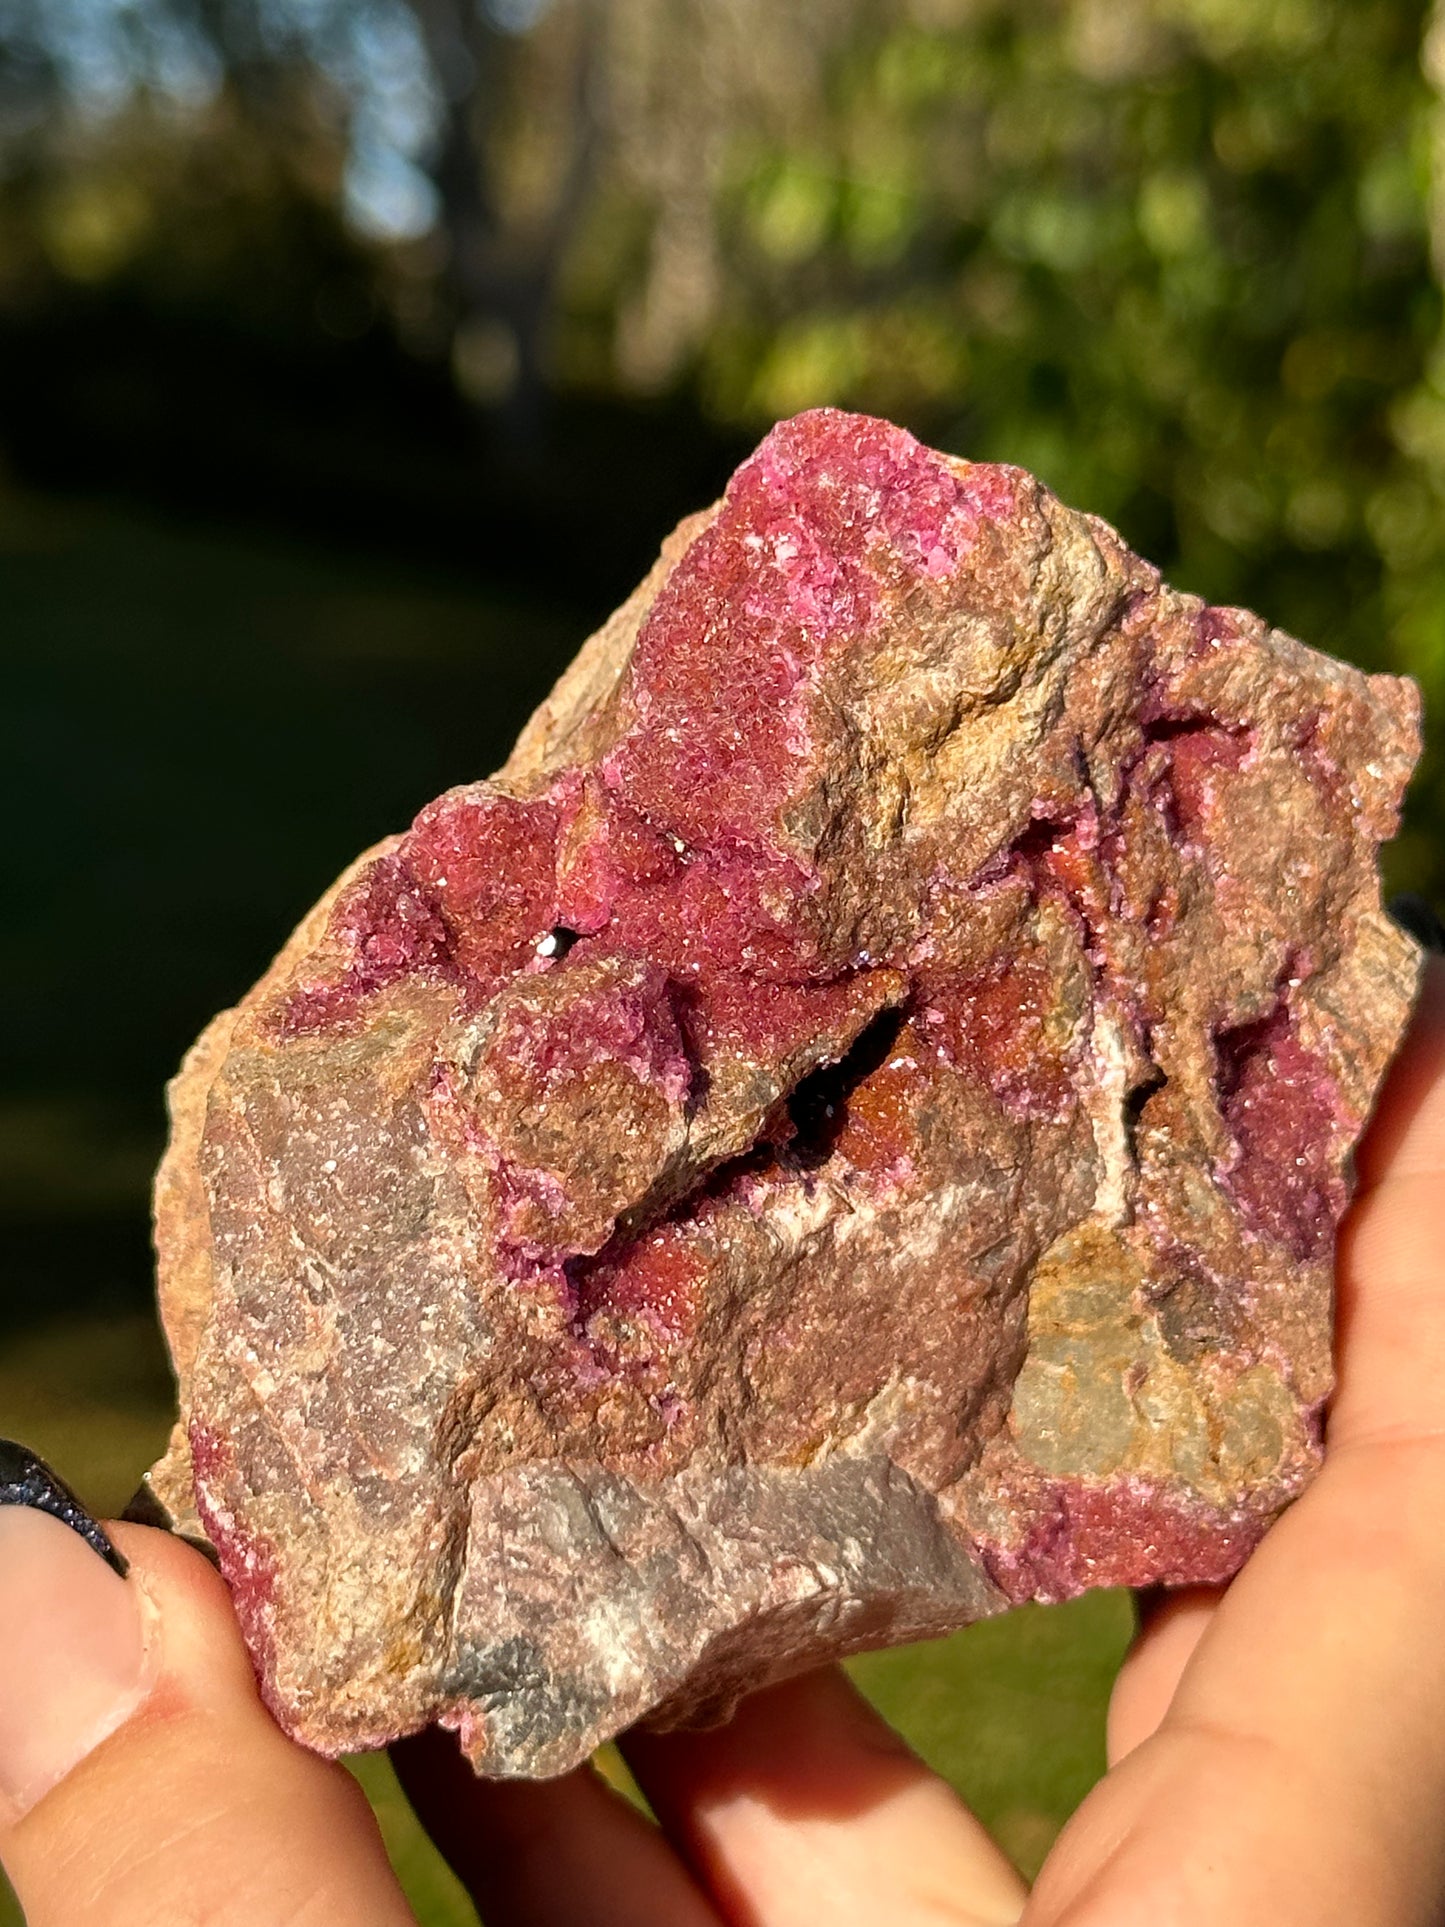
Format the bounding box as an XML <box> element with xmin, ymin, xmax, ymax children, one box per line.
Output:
<box><xmin>623</xmin><ymin>1667</ymin><xmax>923</xmax><ymax>1839</ymax></box>
<box><xmin>99</xmin><ymin>1520</ymin><xmax>261</xmax><ymax>1711</ymax></box>
<box><xmin>103</xmin><ymin>1520</ymin><xmax>222</xmax><ymax>1605</ymax></box>
<box><xmin>1106</xmin><ymin>1587</ymin><xmax>1223</xmax><ymax>1767</ymax></box>
<box><xmin>1353</xmin><ymin>953</ymin><xmax>1445</xmax><ymax>1190</ymax></box>
<box><xmin>0</xmin><ymin>1509</ymin><xmax>153</xmax><ymax>1824</ymax></box>
<box><xmin>0</xmin><ymin>1511</ymin><xmax>419</xmax><ymax>1927</ymax></box>
<box><xmin>624</xmin><ymin>1668</ymin><xmax>1029</xmax><ymax>1927</ymax></box>
<box><xmin>392</xmin><ymin>1723</ymin><xmax>720</xmax><ymax>1927</ymax></box>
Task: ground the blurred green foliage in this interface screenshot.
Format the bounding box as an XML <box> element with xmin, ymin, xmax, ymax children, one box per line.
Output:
<box><xmin>707</xmin><ymin>2</ymin><xmax>1436</xmax><ymax>593</ymax></box>
<box><xmin>665</xmin><ymin>0</ymin><xmax>1445</xmax><ymax>890</ymax></box>
<box><xmin>1</xmin><ymin>0</ymin><xmax>1440</xmax><ymax>881</ymax></box>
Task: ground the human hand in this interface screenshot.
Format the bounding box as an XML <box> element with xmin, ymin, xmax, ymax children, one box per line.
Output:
<box><xmin>2</xmin><ymin>955</ymin><xmax>1443</xmax><ymax>1927</ymax></box>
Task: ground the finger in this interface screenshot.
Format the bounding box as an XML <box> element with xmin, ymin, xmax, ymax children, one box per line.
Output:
<box><xmin>1031</xmin><ymin>1452</ymin><xmax>1445</xmax><ymax>1924</ymax></box>
<box><xmin>1106</xmin><ymin>1587</ymin><xmax>1222</xmax><ymax>1766</ymax></box>
<box><xmin>1026</xmin><ymin>957</ymin><xmax>1445</xmax><ymax>1926</ymax></box>
<box><xmin>623</xmin><ymin>1665</ymin><xmax>1028</xmax><ymax>1926</ymax></box>
<box><xmin>0</xmin><ymin>1507</ymin><xmax>418</xmax><ymax>1927</ymax></box>
<box><xmin>1106</xmin><ymin>953</ymin><xmax>1445</xmax><ymax>1771</ymax></box>
<box><xmin>1329</xmin><ymin>958</ymin><xmax>1445</xmax><ymax>1455</ymax></box>
<box><xmin>1349</xmin><ymin>950</ymin><xmax>1445</xmax><ymax>1193</ymax></box>
<box><xmin>391</xmin><ymin>1724</ymin><xmax>719</xmax><ymax>1927</ymax></box>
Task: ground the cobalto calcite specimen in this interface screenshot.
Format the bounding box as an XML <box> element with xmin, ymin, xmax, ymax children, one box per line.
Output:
<box><xmin>143</xmin><ymin>409</ymin><xmax>1422</xmax><ymax>1776</ymax></box>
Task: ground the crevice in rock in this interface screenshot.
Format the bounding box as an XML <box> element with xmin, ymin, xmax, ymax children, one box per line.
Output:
<box><xmin>566</xmin><ymin>1140</ymin><xmax>778</xmax><ymax>1334</ymax></box>
<box><xmin>1122</xmin><ymin>1063</ymin><xmax>1167</xmax><ymax>1165</ymax></box>
<box><xmin>566</xmin><ymin>1001</ymin><xmax>914</xmax><ymax>1337</ymax></box>
<box><xmin>784</xmin><ymin>1005</ymin><xmax>908</xmax><ymax>1166</ymax></box>
<box><xmin>1006</xmin><ymin>814</ymin><xmax>1075</xmax><ymax>867</ymax></box>
<box><xmin>1141</xmin><ymin>712</ymin><xmax>1227</xmax><ymax>744</ymax></box>
<box><xmin>1214</xmin><ymin>1002</ymin><xmax>1289</xmax><ymax>1109</ymax></box>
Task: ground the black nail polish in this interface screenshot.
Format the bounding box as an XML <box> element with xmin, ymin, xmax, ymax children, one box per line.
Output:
<box><xmin>0</xmin><ymin>1440</ymin><xmax>128</xmax><ymax>1578</ymax></box>
<box><xmin>1388</xmin><ymin>893</ymin><xmax>1445</xmax><ymax>955</ymax></box>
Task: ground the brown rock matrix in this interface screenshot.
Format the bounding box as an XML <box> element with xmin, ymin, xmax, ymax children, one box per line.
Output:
<box><xmin>144</xmin><ymin>408</ymin><xmax>1422</xmax><ymax>1776</ymax></box>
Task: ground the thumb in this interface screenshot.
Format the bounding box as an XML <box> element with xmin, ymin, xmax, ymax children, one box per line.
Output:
<box><xmin>0</xmin><ymin>1445</ymin><xmax>418</xmax><ymax>1927</ymax></box>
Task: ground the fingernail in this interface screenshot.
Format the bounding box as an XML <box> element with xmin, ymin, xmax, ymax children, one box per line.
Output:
<box><xmin>0</xmin><ymin>1439</ymin><xmax>127</xmax><ymax>1577</ymax></box>
<box><xmin>0</xmin><ymin>1462</ymin><xmax>152</xmax><ymax>1818</ymax></box>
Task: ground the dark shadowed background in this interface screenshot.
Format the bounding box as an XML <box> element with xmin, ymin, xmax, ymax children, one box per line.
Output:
<box><xmin>2</xmin><ymin>0</ymin><xmax>1441</xmax><ymax>1918</ymax></box>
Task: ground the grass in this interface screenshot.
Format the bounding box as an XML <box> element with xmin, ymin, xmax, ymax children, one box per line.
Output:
<box><xmin>0</xmin><ymin>1310</ymin><xmax>1133</xmax><ymax>1924</ymax></box>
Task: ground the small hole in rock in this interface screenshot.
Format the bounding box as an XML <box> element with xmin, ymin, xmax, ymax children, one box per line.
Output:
<box><xmin>1140</xmin><ymin>713</ymin><xmax>1255</xmax><ymax>757</ymax></box>
<box><xmin>1213</xmin><ymin>1006</ymin><xmax>1287</xmax><ymax>1107</ymax></box>
<box><xmin>536</xmin><ymin>927</ymin><xmax>580</xmax><ymax>962</ymax></box>
<box><xmin>1141</xmin><ymin>713</ymin><xmax>1217</xmax><ymax>745</ymax></box>
<box><xmin>1122</xmin><ymin>1065</ymin><xmax>1167</xmax><ymax>1160</ymax></box>
<box><xmin>1008</xmin><ymin>816</ymin><xmax>1073</xmax><ymax>865</ymax></box>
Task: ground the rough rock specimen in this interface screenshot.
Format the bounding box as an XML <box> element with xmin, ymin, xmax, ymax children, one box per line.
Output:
<box><xmin>144</xmin><ymin>408</ymin><xmax>1422</xmax><ymax>1776</ymax></box>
